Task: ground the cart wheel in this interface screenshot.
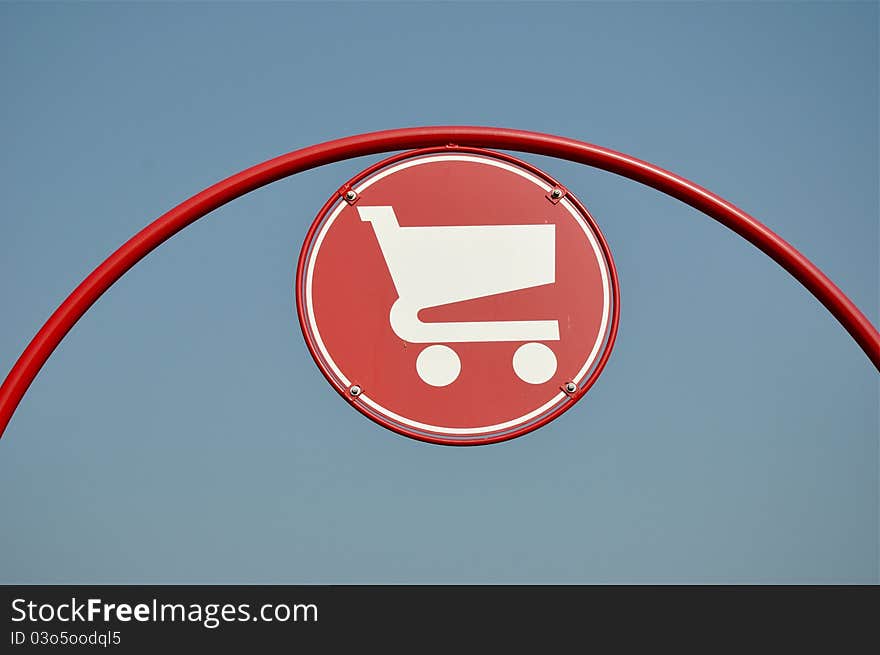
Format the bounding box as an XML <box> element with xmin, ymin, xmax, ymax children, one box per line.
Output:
<box><xmin>416</xmin><ymin>345</ymin><xmax>461</xmax><ymax>386</ymax></box>
<box><xmin>513</xmin><ymin>342</ymin><xmax>557</xmax><ymax>384</ymax></box>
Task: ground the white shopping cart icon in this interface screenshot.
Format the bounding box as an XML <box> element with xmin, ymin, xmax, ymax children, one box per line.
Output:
<box><xmin>358</xmin><ymin>205</ymin><xmax>560</xmax><ymax>386</ymax></box>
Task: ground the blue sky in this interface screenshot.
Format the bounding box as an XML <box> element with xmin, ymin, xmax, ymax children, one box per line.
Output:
<box><xmin>0</xmin><ymin>1</ymin><xmax>877</xmax><ymax>582</ymax></box>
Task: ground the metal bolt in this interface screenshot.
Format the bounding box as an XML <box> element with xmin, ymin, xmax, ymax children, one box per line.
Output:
<box><xmin>550</xmin><ymin>188</ymin><xmax>563</xmax><ymax>199</ymax></box>
<box><xmin>349</xmin><ymin>385</ymin><xmax>362</xmax><ymax>397</ymax></box>
<box><xmin>564</xmin><ymin>382</ymin><xmax>577</xmax><ymax>394</ymax></box>
<box><xmin>344</xmin><ymin>190</ymin><xmax>357</xmax><ymax>202</ymax></box>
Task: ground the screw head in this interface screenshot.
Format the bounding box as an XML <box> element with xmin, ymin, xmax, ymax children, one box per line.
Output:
<box><xmin>550</xmin><ymin>188</ymin><xmax>563</xmax><ymax>199</ymax></box>
<box><xmin>564</xmin><ymin>382</ymin><xmax>577</xmax><ymax>394</ymax></box>
<box><xmin>349</xmin><ymin>385</ymin><xmax>362</xmax><ymax>397</ymax></box>
<box><xmin>344</xmin><ymin>190</ymin><xmax>357</xmax><ymax>202</ymax></box>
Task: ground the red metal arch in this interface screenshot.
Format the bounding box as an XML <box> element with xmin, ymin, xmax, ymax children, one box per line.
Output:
<box><xmin>1</xmin><ymin>126</ymin><xmax>877</xmax><ymax>440</ymax></box>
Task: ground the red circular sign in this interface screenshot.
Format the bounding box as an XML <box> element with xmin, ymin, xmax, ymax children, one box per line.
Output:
<box><xmin>296</xmin><ymin>148</ymin><xmax>619</xmax><ymax>445</ymax></box>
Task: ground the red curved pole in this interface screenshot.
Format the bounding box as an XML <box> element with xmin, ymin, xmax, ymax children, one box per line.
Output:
<box><xmin>1</xmin><ymin>127</ymin><xmax>877</xmax><ymax>440</ymax></box>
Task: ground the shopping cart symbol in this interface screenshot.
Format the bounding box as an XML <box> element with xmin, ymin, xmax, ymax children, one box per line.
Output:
<box><xmin>358</xmin><ymin>205</ymin><xmax>559</xmax><ymax>386</ymax></box>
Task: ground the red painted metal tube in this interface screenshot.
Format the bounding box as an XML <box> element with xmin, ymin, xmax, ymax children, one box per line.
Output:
<box><xmin>1</xmin><ymin>126</ymin><xmax>877</xmax><ymax>440</ymax></box>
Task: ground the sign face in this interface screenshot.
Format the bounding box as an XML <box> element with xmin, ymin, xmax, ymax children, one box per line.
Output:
<box><xmin>296</xmin><ymin>148</ymin><xmax>618</xmax><ymax>445</ymax></box>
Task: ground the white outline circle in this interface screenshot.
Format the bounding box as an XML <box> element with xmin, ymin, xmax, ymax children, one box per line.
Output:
<box><xmin>303</xmin><ymin>153</ymin><xmax>611</xmax><ymax>436</ymax></box>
